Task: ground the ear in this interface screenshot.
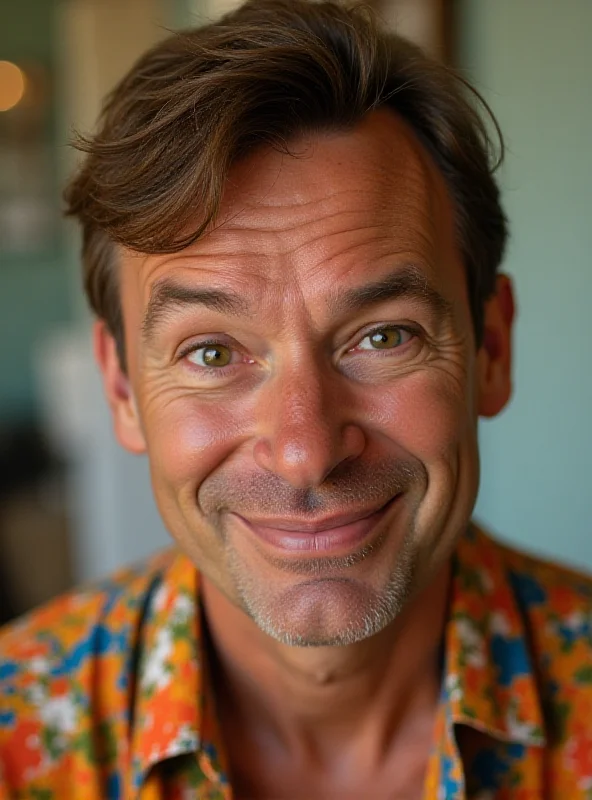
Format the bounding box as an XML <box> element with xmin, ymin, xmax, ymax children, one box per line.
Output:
<box><xmin>93</xmin><ymin>320</ymin><xmax>147</xmax><ymax>454</ymax></box>
<box><xmin>477</xmin><ymin>274</ymin><xmax>515</xmax><ymax>418</ymax></box>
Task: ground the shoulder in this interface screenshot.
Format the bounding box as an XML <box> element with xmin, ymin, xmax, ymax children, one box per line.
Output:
<box><xmin>0</xmin><ymin>548</ymin><xmax>177</xmax><ymax>791</ymax></box>
<box><xmin>0</xmin><ymin>548</ymin><xmax>177</xmax><ymax>674</ymax></box>
<box><xmin>483</xmin><ymin>530</ymin><xmax>592</xmax><ymax>749</ymax></box>
<box><xmin>495</xmin><ymin>534</ymin><xmax>592</xmax><ymax>626</ymax></box>
<box><xmin>499</xmin><ymin>537</ymin><xmax>592</xmax><ymax>687</ymax></box>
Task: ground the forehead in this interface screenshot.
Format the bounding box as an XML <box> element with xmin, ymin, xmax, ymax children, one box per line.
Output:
<box><xmin>123</xmin><ymin>108</ymin><xmax>462</xmax><ymax>306</ymax></box>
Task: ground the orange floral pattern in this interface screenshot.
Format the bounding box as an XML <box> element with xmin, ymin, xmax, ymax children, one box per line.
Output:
<box><xmin>1</xmin><ymin>526</ymin><xmax>592</xmax><ymax>798</ymax></box>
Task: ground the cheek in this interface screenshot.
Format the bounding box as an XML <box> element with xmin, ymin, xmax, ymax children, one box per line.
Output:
<box><xmin>362</xmin><ymin>370</ymin><xmax>474</xmax><ymax>460</ymax></box>
<box><xmin>143</xmin><ymin>394</ymin><xmax>247</xmax><ymax>490</ymax></box>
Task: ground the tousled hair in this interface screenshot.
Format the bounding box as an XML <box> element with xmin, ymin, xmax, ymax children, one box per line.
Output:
<box><xmin>64</xmin><ymin>0</ymin><xmax>507</xmax><ymax>364</ymax></box>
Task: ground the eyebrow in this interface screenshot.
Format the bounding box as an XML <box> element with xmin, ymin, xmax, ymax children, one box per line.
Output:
<box><xmin>328</xmin><ymin>264</ymin><xmax>453</xmax><ymax>320</ymax></box>
<box><xmin>142</xmin><ymin>279</ymin><xmax>249</xmax><ymax>342</ymax></box>
<box><xmin>142</xmin><ymin>263</ymin><xmax>452</xmax><ymax>342</ymax></box>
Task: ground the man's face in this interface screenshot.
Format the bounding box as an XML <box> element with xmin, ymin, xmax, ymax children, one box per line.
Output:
<box><xmin>99</xmin><ymin>109</ymin><xmax>512</xmax><ymax>646</ymax></box>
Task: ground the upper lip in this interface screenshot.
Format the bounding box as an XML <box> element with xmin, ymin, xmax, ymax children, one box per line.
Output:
<box><xmin>235</xmin><ymin>498</ymin><xmax>395</xmax><ymax>534</ymax></box>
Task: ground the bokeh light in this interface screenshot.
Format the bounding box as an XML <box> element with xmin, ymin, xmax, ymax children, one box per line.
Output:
<box><xmin>0</xmin><ymin>61</ymin><xmax>26</xmax><ymax>112</ymax></box>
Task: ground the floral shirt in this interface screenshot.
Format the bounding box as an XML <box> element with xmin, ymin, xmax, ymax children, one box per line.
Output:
<box><xmin>1</xmin><ymin>525</ymin><xmax>592</xmax><ymax>799</ymax></box>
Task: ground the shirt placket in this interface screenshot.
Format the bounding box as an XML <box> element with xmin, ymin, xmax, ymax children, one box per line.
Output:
<box><xmin>423</xmin><ymin>692</ymin><xmax>467</xmax><ymax>800</ymax></box>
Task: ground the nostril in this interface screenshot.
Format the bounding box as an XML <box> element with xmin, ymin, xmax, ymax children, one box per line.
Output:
<box><xmin>252</xmin><ymin>437</ymin><xmax>274</xmax><ymax>470</ymax></box>
<box><xmin>343</xmin><ymin>423</ymin><xmax>366</xmax><ymax>456</ymax></box>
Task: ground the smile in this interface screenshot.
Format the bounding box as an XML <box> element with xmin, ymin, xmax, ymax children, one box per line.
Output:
<box><xmin>232</xmin><ymin>496</ymin><xmax>400</xmax><ymax>556</ymax></box>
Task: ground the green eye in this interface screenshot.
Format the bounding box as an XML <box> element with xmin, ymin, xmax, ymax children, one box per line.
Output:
<box><xmin>188</xmin><ymin>344</ymin><xmax>233</xmax><ymax>368</ymax></box>
<box><xmin>359</xmin><ymin>327</ymin><xmax>408</xmax><ymax>350</ymax></box>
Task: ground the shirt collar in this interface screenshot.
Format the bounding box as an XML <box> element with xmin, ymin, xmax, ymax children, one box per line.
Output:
<box><xmin>444</xmin><ymin>524</ymin><xmax>546</xmax><ymax>747</ymax></box>
<box><xmin>129</xmin><ymin>548</ymin><xmax>227</xmax><ymax>794</ymax></box>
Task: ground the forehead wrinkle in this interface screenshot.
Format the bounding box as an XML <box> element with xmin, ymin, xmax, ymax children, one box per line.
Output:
<box><xmin>211</xmin><ymin>206</ymin><xmax>431</xmax><ymax>270</ymax></box>
<box><xmin>291</xmin><ymin>228</ymin><xmax>428</xmax><ymax>272</ymax></box>
<box><xmin>217</xmin><ymin>183</ymin><xmax>427</xmax><ymax>239</ymax></box>
<box><xmin>219</xmin><ymin>153</ymin><xmax>423</xmax><ymax>225</ymax></box>
<box><xmin>210</xmin><ymin>204</ymin><xmax>375</xmax><ymax>253</ymax></box>
<box><xmin>210</xmin><ymin>191</ymin><xmax>437</xmax><ymax>278</ymax></box>
<box><xmin>174</xmin><ymin>164</ymin><xmax>437</xmax><ymax>273</ymax></box>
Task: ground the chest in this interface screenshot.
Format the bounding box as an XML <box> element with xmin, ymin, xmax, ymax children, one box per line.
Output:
<box><xmin>226</xmin><ymin>732</ymin><xmax>433</xmax><ymax>800</ymax></box>
<box><xmin>231</xmin><ymin>766</ymin><xmax>428</xmax><ymax>800</ymax></box>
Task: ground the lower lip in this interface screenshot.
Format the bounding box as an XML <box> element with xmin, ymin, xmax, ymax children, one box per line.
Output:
<box><xmin>234</xmin><ymin>498</ymin><xmax>398</xmax><ymax>556</ymax></box>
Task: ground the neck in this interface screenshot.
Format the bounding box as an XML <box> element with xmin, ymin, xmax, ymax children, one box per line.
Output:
<box><xmin>201</xmin><ymin>562</ymin><xmax>450</xmax><ymax>770</ymax></box>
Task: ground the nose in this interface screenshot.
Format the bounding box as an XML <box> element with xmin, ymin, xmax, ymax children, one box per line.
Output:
<box><xmin>252</xmin><ymin>363</ymin><xmax>366</xmax><ymax>488</ymax></box>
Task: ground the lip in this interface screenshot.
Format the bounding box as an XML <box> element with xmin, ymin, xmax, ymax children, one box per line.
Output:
<box><xmin>233</xmin><ymin>496</ymin><xmax>399</xmax><ymax>556</ymax></box>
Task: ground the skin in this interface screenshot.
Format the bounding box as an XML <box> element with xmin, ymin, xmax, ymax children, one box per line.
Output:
<box><xmin>96</xmin><ymin>109</ymin><xmax>514</xmax><ymax>797</ymax></box>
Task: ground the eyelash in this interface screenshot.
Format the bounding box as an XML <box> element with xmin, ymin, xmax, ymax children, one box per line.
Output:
<box><xmin>177</xmin><ymin>338</ymin><xmax>244</xmax><ymax>367</ymax></box>
<box><xmin>177</xmin><ymin>324</ymin><xmax>420</xmax><ymax>373</ymax></box>
<box><xmin>351</xmin><ymin>324</ymin><xmax>418</xmax><ymax>353</ymax></box>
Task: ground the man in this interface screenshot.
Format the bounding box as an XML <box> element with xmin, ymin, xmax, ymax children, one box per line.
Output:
<box><xmin>1</xmin><ymin>0</ymin><xmax>591</xmax><ymax>797</ymax></box>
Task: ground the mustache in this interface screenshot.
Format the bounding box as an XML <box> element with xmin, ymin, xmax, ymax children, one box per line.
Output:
<box><xmin>198</xmin><ymin>457</ymin><xmax>426</xmax><ymax>518</ymax></box>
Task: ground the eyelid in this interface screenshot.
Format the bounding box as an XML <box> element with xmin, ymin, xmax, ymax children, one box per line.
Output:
<box><xmin>177</xmin><ymin>336</ymin><xmax>260</xmax><ymax>378</ymax></box>
<box><xmin>175</xmin><ymin>323</ymin><xmax>421</xmax><ymax>367</ymax></box>
<box><xmin>359</xmin><ymin>327</ymin><xmax>413</xmax><ymax>350</ymax></box>
<box><xmin>347</xmin><ymin>322</ymin><xmax>421</xmax><ymax>352</ymax></box>
<box><xmin>176</xmin><ymin>335</ymin><xmax>237</xmax><ymax>362</ymax></box>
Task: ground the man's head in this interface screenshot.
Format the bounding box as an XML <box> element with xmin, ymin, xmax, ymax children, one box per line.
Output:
<box><xmin>65</xmin><ymin>0</ymin><xmax>514</xmax><ymax>646</ymax></box>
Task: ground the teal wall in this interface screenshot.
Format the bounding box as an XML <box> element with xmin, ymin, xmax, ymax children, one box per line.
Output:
<box><xmin>0</xmin><ymin>0</ymin><xmax>195</xmax><ymax>426</ymax></box>
<box><xmin>0</xmin><ymin>0</ymin><xmax>72</xmax><ymax>424</ymax></box>
<box><xmin>459</xmin><ymin>1</ymin><xmax>592</xmax><ymax>568</ymax></box>
<box><xmin>172</xmin><ymin>0</ymin><xmax>199</xmax><ymax>27</ymax></box>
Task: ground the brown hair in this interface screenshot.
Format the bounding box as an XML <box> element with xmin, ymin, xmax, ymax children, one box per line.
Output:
<box><xmin>64</xmin><ymin>0</ymin><xmax>507</xmax><ymax>365</ymax></box>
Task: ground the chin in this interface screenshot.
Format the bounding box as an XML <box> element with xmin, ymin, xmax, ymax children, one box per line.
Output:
<box><xmin>234</xmin><ymin>552</ymin><xmax>417</xmax><ymax>647</ymax></box>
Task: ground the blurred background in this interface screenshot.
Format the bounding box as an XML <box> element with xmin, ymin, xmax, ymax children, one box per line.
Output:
<box><xmin>0</xmin><ymin>0</ymin><xmax>590</xmax><ymax>624</ymax></box>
